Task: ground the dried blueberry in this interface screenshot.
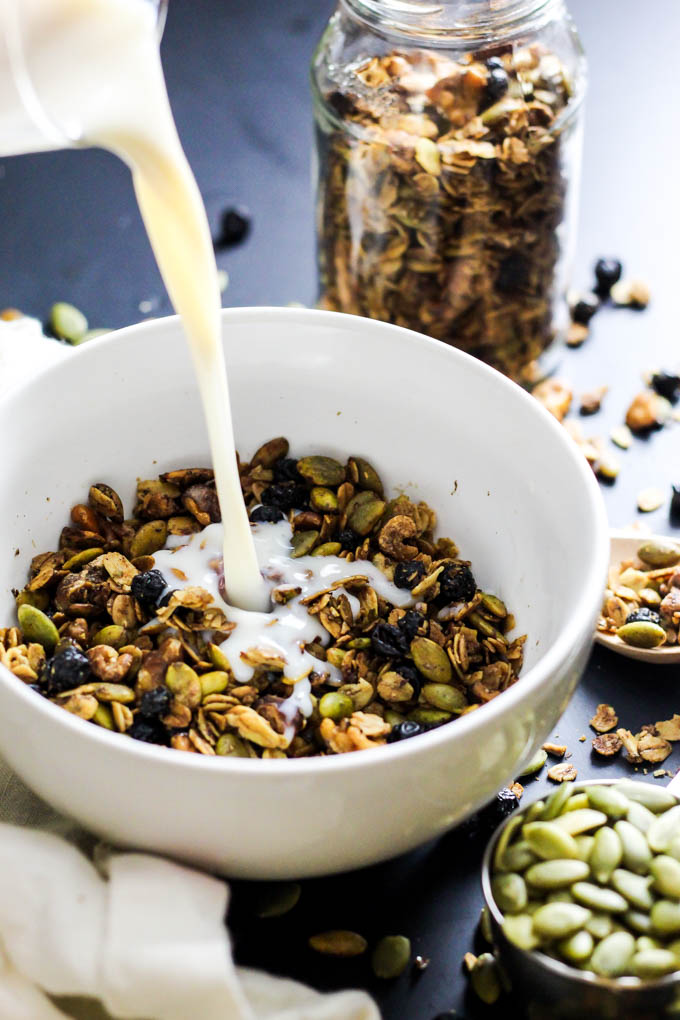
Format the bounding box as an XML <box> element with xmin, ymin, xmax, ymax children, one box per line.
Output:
<box><xmin>157</xmin><ymin>589</ymin><xmax>177</xmax><ymax>609</ymax></box>
<box><xmin>250</xmin><ymin>505</ymin><xmax>284</xmax><ymax>524</ymax></box>
<box><xmin>437</xmin><ymin>563</ymin><xmax>476</xmax><ymax>605</ymax></box>
<box><xmin>387</xmin><ymin>720</ymin><xmax>423</xmax><ymax>743</ymax></box>
<box><xmin>571</xmin><ymin>291</ymin><xmax>600</xmax><ymax>325</ymax></box>
<box><xmin>626</xmin><ymin>607</ymin><xmax>662</xmax><ymax>626</ymax></box>
<box><xmin>371</xmin><ymin>622</ymin><xmax>409</xmax><ymax>658</ymax></box>
<box><xmin>215</xmin><ymin>206</ymin><xmax>250</xmax><ymax>248</ymax></box>
<box><xmin>338</xmin><ymin>528</ymin><xmax>360</xmax><ymax>551</ymax></box>
<box><xmin>671</xmin><ymin>485</ymin><xmax>680</xmax><ymax>520</ymax></box>
<box><xmin>130</xmin><ymin>569</ymin><xmax>167</xmax><ymax>610</ymax></box>
<box><xmin>127</xmin><ymin>718</ymin><xmax>169</xmax><ymax>745</ymax></box>
<box><xmin>484</xmin><ymin>64</ymin><xmax>509</xmax><ymax>104</ymax></box>
<box><xmin>261</xmin><ymin>483</ymin><xmax>308</xmax><ymax>511</ymax></box>
<box><xmin>458</xmin><ymin>788</ymin><xmax>519</xmax><ymax>842</ymax></box>
<box><xmin>594</xmin><ymin>257</ymin><xmax>623</xmax><ymax>297</ymax></box>
<box><xmin>272</xmin><ymin>458</ymin><xmax>303</xmax><ymax>483</ymax></box>
<box><xmin>44</xmin><ymin>645</ymin><xmax>91</xmax><ymax>694</ymax></box>
<box><xmin>651</xmin><ymin>371</ymin><xmax>680</xmax><ymax>402</ymax></box>
<box><xmin>139</xmin><ymin>686</ymin><xmax>172</xmax><ymax>718</ymax></box>
<box><xmin>394</xmin><ymin>561</ymin><xmax>426</xmax><ymax>590</ymax></box>
<box><xmin>398</xmin><ymin>609</ymin><xmax>425</xmax><ymax>642</ymax></box>
<box><xmin>393</xmin><ymin>660</ymin><xmax>423</xmax><ymax>697</ymax></box>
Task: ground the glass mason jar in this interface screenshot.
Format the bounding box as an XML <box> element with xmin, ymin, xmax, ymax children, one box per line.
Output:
<box><xmin>311</xmin><ymin>0</ymin><xmax>586</xmax><ymax>381</ymax></box>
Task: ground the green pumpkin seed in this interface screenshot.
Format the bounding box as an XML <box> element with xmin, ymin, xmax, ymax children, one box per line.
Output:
<box><xmin>251</xmin><ymin>437</ymin><xmax>289</xmax><ymax>468</ymax></box>
<box><xmin>631</xmin><ymin>948</ymin><xmax>679</xmax><ymax>979</ymax></box>
<box><xmin>557</xmin><ymin>929</ymin><xmax>594</xmax><ymax>964</ymax></box>
<box><xmin>319</xmin><ymin>692</ymin><xmax>354</xmax><ymax>720</ymax></box>
<box><xmin>637</xmin><ymin>540</ymin><xmax>680</xmax><ymax>568</ymax></box>
<box><xmin>590</xmin><ymin>931</ymin><xmax>635</xmax><ymax>977</ymax></box>
<box><xmin>502</xmin><ymin>841</ymin><xmax>538</xmax><ymax>873</ymax></box>
<box><xmin>254</xmin><ymin>882</ymin><xmax>301</xmax><ymax>918</ymax></box>
<box><xmin>668</xmin><ymin>835</ymin><xmax>680</xmax><ymax>862</ymax></box>
<box><xmin>93</xmin><ymin>683</ymin><xmax>136</xmax><ymax>703</ymax></box>
<box><xmin>346</xmin><ymin>491</ymin><xmax>386</xmax><ymax>536</ymax></box>
<box><xmin>525</xmin><ymin>800</ymin><xmax>546</xmax><ymax>822</ymax></box>
<box><xmin>541</xmin><ymin>782</ymin><xmax>574</xmax><ymax>820</ymax></box>
<box><xmin>347</xmin><ymin>637</ymin><xmax>371</xmax><ymax>650</ymax></box>
<box><xmin>627</xmin><ymin>800</ymin><xmax>657</xmax><ymax>834</ymax></box>
<box><xmin>586</xmin><ymin>913</ymin><xmax>616</xmax><ymax>940</ymax></box>
<box><xmin>50</xmin><ymin>301</ymin><xmax>88</xmax><ymax>342</ymax></box>
<box><xmin>297</xmin><ymin>456</ymin><xmax>345</xmax><ymax>487</ymax></box>
<box><xmin>650</xmin><ymin>855</ymin><xmax>680</xmax><ymax>899</ymax></box>
<box><xmin>407</xmin><ymin>707</ymin><xmax>451</xmax><ymax>726</ymax></box>
<box><xmin>639</xmin><ymin>587</ymin><xmax>662</xmax><ymax>608</ymax></box>
<box><xmin>92</xmin><ymin>702</ymin><xmax>113</xmax><ymax>729</ymax></box>
<box><xmin>625</xmin><ymin>910</ymin><xmax>654</xmax><ymax>935</ymax></box>
<box><xmin>494</xmin><ymin>814</ymin><xmax>525</xmax><ymax>872</ymax></box>
<box><xmin>571</xmin><ymin>882</ymin><xmax>628</xmax><ymax>914</ymax></box>
<box><xmin>89</xmin><ymin>482</ymin><xmax>124</xmax><ymax>521</ymax></box>
<box><xmin>492</xmin><ymin>873</ymin><xmax>528</xmax><ymax>915</ymax></box>
<box><xmin>90</xmin><ymin>625</ymin><xmax>127</xmax><ymax>649</ymax></box>
<box><xmin>290</xmin><ymin>530</ymin><xmax>319</xmax><ymax>558</ymax></box>
<box><xmin>130</xmin><ymin>520</ymin><xmax>167</xmax><ymax>558</ymax></box>
<box><xmin>667</xmin><ymin>938</ymin><xmax>680</xmax><ymax>959</ymax></box>
<box><xmin>651</xmin><ymin>901</ymin><xmax>680</xmax><ymax>936</ymax></box>
<box><xmin>587</xmin><ymin>785</ymin><xmax>630</xmax><ymax>820</ymax></box>
<box><xmin>62</xmin><ymin>547</ymin><xmax>105</xmax><ymax>570</ymax></box>
<box><xmin>618</xmin><ymin>780</ymin><xmax>678</xmax><ymax>813</ymax></box>
<box><xmin>590</xmin><ymin>826</ymin><xmax>623</xmax><ymax>883</ymax></box>
<box><xmin>647</xmin><ymin>805</ymin><xmax>680</xmax><ymax>853</ymax></box>
<box><xmin>74</xmin><ymin>328</ymin><xmax>110</xmax><ymax>345</ymax></box>
<box><xmin>563</xmin><ymin>793</ymin><xmax>590</xmax><ymax>813</ymax></box>
<box><xmin>421</xmin><ymin>682</ymin><xmax>466</xmax><ymax>713</ymax></box>
<box><xmin>502</xmin><ymin>913</ymin><xmax>539</xmax><ymax>950</ymax></box>
<box><xmin>479</xmin><ymin>906</ymin><xmax>493</xmax><ymax>944</ymax></box>
<box><xmin>467</xmin><ymin>611</ymin><xmax>505</xmax><ymax>642</ymax></box>
<box><xmin>469</xmin><ymin>953</ymin><xmax>502</xmax><ymax>1005</ymax></box>
<box><xmin>574</xmin><ymin>835</ymin><xmax>595</xmax><ymax>862</ymax></box>
<box><xmin>617</xmin><ymin>621</ymin><xmax>667</xmax><ymax>648</ymax></box>
<box><xmin>523</xmin><ymin>822</ymin><xmax>581</xmax><ymax>861</ymax></box>
<box><xmin>17</xmin><ymin>604</ymin><xmax>59</xmax><ymax>653</ymax></box>
<box><xmin>215</xmin><ymin>733</ymin><xmax>256</xmax><ymax>757</ymax></box>
<box><xmin>518</xmin><ymin>748</ymin><xmax>548</xmax><ymax>778</ymax></box>
<box><xmin>308</xmin><ymin>930</ymin><xmax>367</xmax><ymax>957</ymax></box>
<box><xmin>410</xmin><ymin>637</ymin><xmax>452</xmax><ymax>684</ymax></box>
<box><xmin>165</xmin><ymin>662</ymin><xmax>201</xmax><ymax>707</ymax></box>
<box><xmin>611</xmin><ymin>869</ymin><xmax>654</xmax><ymax>911</ymax></box>
<box><xmin>636</xmin><ymin>936</ymin><xmax>662</xmax><ymax>952</ymax></box>
<box><xmin>14</xmin><ymin>589</ymin><xmax>50</xmax><ymax>611</ymax></box>
<box><xmin>546</xmin><ymin>890</ymin><xmax>574</xmax><ymax>904</ymax></box>
<box><xmin>347</xmin><ymin>456</ymin><xmax>383</xmax><ymax>495</ymax></box>
<box><xmin>554</xmin><ymin>809</ymin><xmax>607</xmax><ymax>836</ymax></box>
<box><xmin>614</xmin><ymin>820</ymin><xmax>653</xmax><ymax>874</ymax></box>
<box><xmin>371</xmin><ymin>935</ymin><xmax>411</xmax><ymax>979</ymax></box>
<box><xmin>199</xmin><ymin>671</ymin><xmax>229</xmax><ymax>697</ymax></box>
<box><xmin>480</xmin><ymin>592</ymin><xmax>507</xmax><ymax>618</ymax></box>
<box><xmin>309</xmin><ymin>487</ymin><xmax>339</xmax><ymax>513</ymax></box>
<box><xmin>525</xmin><ymin>859</ymin><xmax>589</xmax><ymax>889</ymax></box>
<box><xmin>311</xmin><ymin>542</ymin><xmax>342</xmax><ymax>557</ymax></box>
<box><xmin>532</xmin><ymin>902</ymin><xmax>591</xmax><ymax>939</ymax></box>
<box><xmin>208</xmin><ymin>643</ymin><xmax>231</xmax><ymax>672</ymax></box>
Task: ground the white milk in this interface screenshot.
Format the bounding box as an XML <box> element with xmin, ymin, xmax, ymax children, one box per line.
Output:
<box><xmin>3</xmin><ymin>0</ymin><xmax>267</xmax><ymax>611</ymax></box>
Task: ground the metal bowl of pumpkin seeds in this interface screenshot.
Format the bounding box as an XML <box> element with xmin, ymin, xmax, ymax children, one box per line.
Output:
<box><xmin>481</xmin><ymin>778</ymin><xmax>680</xmax><ymax>1018</ymax></box>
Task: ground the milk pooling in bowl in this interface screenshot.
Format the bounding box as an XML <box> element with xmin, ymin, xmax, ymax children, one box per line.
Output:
<box><xmin>1</xmin><ymin>0</ymin><xmax>267</xmax><ymax>611</ymax></box>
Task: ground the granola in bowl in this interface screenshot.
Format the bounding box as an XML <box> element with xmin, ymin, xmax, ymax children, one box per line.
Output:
<box><xmin>2</xmin><ymin>438</ymin><xmax>525</xmax><ymax>758</ymax></box>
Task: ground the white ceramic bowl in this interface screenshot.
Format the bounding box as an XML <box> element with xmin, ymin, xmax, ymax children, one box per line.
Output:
<box><xmin>0</xmin><ymin>308</ymin><xmax>608</xmax><ymax>878</ymax></box>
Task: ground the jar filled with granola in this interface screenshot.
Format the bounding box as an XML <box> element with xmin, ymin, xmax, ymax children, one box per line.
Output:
<box><xmin>311</xmin><ymin>0</ymin><xmax>586</xmax><ymax>381</ymax></box>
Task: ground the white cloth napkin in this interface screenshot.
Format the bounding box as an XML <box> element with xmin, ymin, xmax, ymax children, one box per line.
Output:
<box><xmin>0</xmin><ymin>760</ymin><xmax>380</xmax><ymax>1020</ymax></box>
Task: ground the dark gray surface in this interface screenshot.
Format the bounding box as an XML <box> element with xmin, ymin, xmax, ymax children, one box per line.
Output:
<box><xmin>1</xmin><ymin>2</ymin><xmax>680</xmax><ymax>1017</ymax></box>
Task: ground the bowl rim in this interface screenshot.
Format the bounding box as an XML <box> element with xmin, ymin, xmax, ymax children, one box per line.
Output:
<box><xmin>0</xmin><ymin>306</ymin><xmax>609</xmax><ymax>776</ymax></box>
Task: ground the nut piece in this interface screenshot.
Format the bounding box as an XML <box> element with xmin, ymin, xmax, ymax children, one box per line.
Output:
<box><xmin>590</xmin><ymin>704</ymin><xmax>618</xmax><ymax>734</ymax></box>
<box><xmin>533</xmin><ymin>379</ymin><xmax>573</xmax><ymax>422</ymax></box>
<box><xmin>542</xmin><ymin>742</ymin><xmax>567</xmax><ymax>757</ymax></box>
<box><xmin>637</xmin><ymin>488</ymin><xmax>665</xmax><ymax>513</ymax></box>
<box><xmin>611</xmin><ymin>278</ymin><xmax>650</xmax><ymax>309</ymax></box>
<box><xmin>626</xmin><ymin>392</ymin><xmax>669</xmax><ymax>432</ymax></box>
<box><xmin>592</xmin><ymin>732</ymin><xmax>623</xmax><ymax>757</ymax></box>
<box><xmin>580</xmin><ymin>385</ymin><xmax>608</xmax><ymax>416</ymax></box>
<box><xmin>547</xmin><ymin>763</ymin><xmax>577</xmax><ymax>783</ymax></box>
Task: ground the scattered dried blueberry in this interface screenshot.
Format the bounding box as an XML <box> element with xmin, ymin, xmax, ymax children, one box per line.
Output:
<box><xmin>43</xmin><ymin>645</ymin><xmax>91</xmax><ymax>694</ymax></box>
<box><xmin>394</xmin><ymin>561</ymin><xmax>426</xmax><ymax>590</ymax></box>
<box><xmin>437</xmin><ymin>563</ymin><xmax>476</xmax><ymax>605</ymax></box>
<box><xmin>130</xmin><ymin>569</ymin><xmax>167</xmax><ymax>610</ymax></box>
<box><xmin>651</xmin><ymin>371</ymin><xmax>680</xmax><ymax>402</ymax></box>
<box><xmin>594</xmin><ymin>257</ymin><xmax>623</xmax><ymax>297</ymax></box>
<box><xmin>215</xmin><ymin>206</ymin><xmax>250</xmax><ymax>248</ymax></box>
<box><xmin>157</xmin><ymin>589</ymin><xmax>177</xmax><ymax>609</ymax></box>
<box><xmin>671</xmin><ymin>485</ymin><xmax>680</xmax><ymax>521</ymax></box>
<box><xmin>398</xmin><ymin>609</ymin><xmax>425</xmax><ymax>642</ymax></box>
<box><xmin>484</xmin><ymin>63</ymin><xmax>509</xmax><ymax>104</ymax></box>
<box><xmin>458</xmin><ymin>788</ymin><xmax>519</xmax><ymax>842</ymax></box>
<box><xmin>261</xmin><ymin>483</ymin><xmax>308</xmax><ymax>511</ymax></box>
<box><xmin>626</xmin><ymin>607</ymin><xmax>662</xmax><ymax>626</ymax></box>
<box><xmin>139</xmin><ymin>686</ymin><xmax>172</xmax><ymax>718</ymax></box>
<box><xmin>387</xmin><ymin>720</ymin><xmax>423</xmax><ymax>743</ymax></box>
<box><xmin>127</xmin><ymin>718</ymin><xmax>169</xmax><ymax>745</ymax></box>
<box><xmin>371</xmin><ymin>622</ymin><xmax>409</xmax><ymax>658</ymax></box>
<box><xmin>570</xmin><ymin>291</ymin><xmax>599</xmax><ymax>325</ymax></box>
<box><xmin>250</xmin><ymin>505</ymin><xmax>284</xmax><ymax>524</ymax></box>
<box><xmin>272</xmin><ymin>457</ymin><xmax>303</xmax><ymax>483</ymax></box>
<box><xmin>338</xmin><ymin>528</ymin><xmax>360</xmax><ymax>551</ymax></box>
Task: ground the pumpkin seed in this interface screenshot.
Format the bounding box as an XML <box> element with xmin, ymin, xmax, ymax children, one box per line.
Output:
<box><xmin>17</xmin><ymin>604</ymin><xmax>59</xmax><ymax>653</ymax></box>
<box><xmin>668</xmin><ymin>836</ymin><xmax>680</xmax><ymax>862</ymax></box>
<box><xmin>371</xmin><ymin>935</ymin><xmax>411</xmax><ymax>979</ymax></box>
<box><xmin>502</xmin><ymin>913</ymin><xmax>539</xmax><ymax>951</ymax></box>
<box><xmin>647</xmin><ymin>805</ymin><xmax>680</xmax><ymax>853</ymax></box>
<box><xmin>407</xmin><ymin>707</ymin><xmax>452</xmax><ymax>726</ymax></box>
<box><xmin>627</xmin><ymin>800</ymin><xmax>657</xmax><ymax>834</ymax></box>
<box><xmin>571</xmin><ymin>882</ymin><xmax>627</xmax><ymax>914</ymax></box>
<box><xmin>165</xmin><ymin>662</ymin><xmax>201</xmax><ymax>708</ymax></box>
<box><xmin>586</xmin><ymin>913</ymin><xmax>615</xmax><ymax>940</ymax></box>
<box><xmin>502</xmin><ymin>841</ymin><xmax>538</xmax><ymax>873</ymax></box>
<box><xmin>650</xmin><ymin>854</ymin><xmax>680</xmax><ymax>899</ymax></box>
<box><xmin>637</xmin><ymin>540</ymin><xmax>680</xmax><ymax>568</ymax></box>
<box><xmin>554</xmin><ymin>809</ymin><xmax>607</xmax><ymax>836</ymax></box>
<box><xmin>297</xmin><ymin>456</ymin><xmax>345</xmax><ymax>487</ymax></box>
<box><xmin>523</xmin><ymin>822</ymin><xmax>581</xmax><ymax>861</ymax></box>
<box><xmin>208</xmin><ymin>643</ymin><xmax>231</xmax><ymax>672</ymax></box>
<box><xmin>50</xmin><ymin>301</ymin><xmax>88</xmax><ymax>342</ymax></box>
<box><xmin>557</xmin><ymin>929</ymin><xmax>594</xmax><ymax>964</ymax></box>
<box><xmin>215</xmin><ymin>733</ymin><xmax>256</xmax><ymax>757</ymax></box>
<box><xmin>254</xmin><ymin>882</ymin><xmax>301</xmax><ymax>918</ymax></box>
<box><xmin>251</xmin><ymin>437</ymin><xmax>289</xmax><ymax>468</ymax></box>
<box><xmin>319</xmin><ymin>692</ymin><xmax>354</xmax><ymax>720</ymax></box>
<box><xmin>308</xmin><ymin>930</ymin><xmax>367</xmax><ymax>957</ymax></box>
<box><xmin>525</xmin><ymin>800</ymin><xmax>546</xmax><ymax>823</ymax></box>
<box><xmin>574</xmin><ymin>835</ymin><xmax>595</xmax><ymax>862</ymax></box>
<box><xmin>518</xmin><ymin>748</ymin><xmax>548</xmax><ymax>778</ymax></box>
<box><xmin>62</xmin><ymin>547</ymin><xmax>105</xmax><ymax>570</ymax></box>
<box><xmin>480</xmin><ymin>592</ymin><xmax>507</xmax><ymax>618</ymax></box>
<box><xmin>614</xmin><ymin>820</ymin><xmax>653</xmax><ymax>874</ymax></box>
<box><xmin>410</xmin><ymin>637</ymin><xmax>452</xmax><ymax>684</ymax></box>
<box><xmin>651</xmin><ymin>901</ymin><xmax>680</xmax><ymax>936</ymax></box>
<box><xmin>525</xmin><ymin>859</ymin><xmax>589</xmax><ymax>889</ymax></box>
<box><xmin>89</xmin><ymin>482</ymin><xmax>124</xmax><ymax>521</ymax></box>
<box><xmin>479</xmin><ymin>906</ymin><xmax>493</xmax><ymax>944</ymax></box>
<box><xmin>199</xmin><ymin>671</ymin><xmax>230</xmax><ymax>697</ymax></box>
<box><xmin>90</xmin><ymin>625</ymin><xmax>127</xmax><ymax>649</ymax></box>
<box><xmin>616</xmin><ymin>621</ymin><xmax>666</xmax><ymax>648</ymax></box>
<box><xmin>546</xmin><ymin>890</ymin><xmax>574</xmax><ymax>904</ymax></box>
<box><xmin>14</xmin><ymin>589</ymin><xmax>50</xmax><ymax>611</ymax></box>
<box><xmin>541</xmin><ymin>782</ymin><xmax>574</xmax><ymax>820</ymax></box>
<box><xmin>618</xmin><ymin>782</ymin><xmax>678</xmax><ymax>814</ymax></box>
<box><xmin>532</xmin><ymin>902</ymin><xmax>591</xmax><ymax>939</ymax></box>
<box><xmin>491</xmin><ymin>873</ymin><xmax>528</xmax><ymax>915</ymax></box>
<box><xmin>586</xmin><ymin>785</ymin><xmax>630</xmax><ymax>820</ymax></box>
<box><xmin>590</xmin><ymin>932</ymin><xmax>635</xmax><ymax>978</ymax></box>
<box><xmin>421</xmin><ymin>682</ymin><xmax>466</xmax><ymax>713</ymax></box>
<box><xmin>310</xmin><ymin>487</ymin><xmax>339</xmax><ymax>513</ymax></box>
<box><xmin>590</xmin><ymin>826</ymin><xmax>623</xmax><ymax>883</ymax></box>
<box><xmin>563</xmin><ymin>792</ymin><xmax>590</xmax><ymax>813</ymax></box>
<box><xmin>92</xmin><ymin>703</ymin><xmax>114</xmax><ymax>729</ymax></box>
<box><xmin>348</xmin><ymin>457</ymin><xmax>383</xmax><ymax>495</ymax></box>
<box><xmin>93</xmin><ymin>683</ymin><xmax>136</xmax><ymax>704</ymax></box>
<box><xmin>630</xmin><ymin>948</ymin><xmax>679</xmax><ymax>978</ymax></box>
<box><xmin>290</xmin><ymin>530</ymin><xmax>319</xmax><ymax>558</ymax></box>
<box><xmin>469</xmin><ymin>953</ymin><xmax>501</xmax><ymax>1005</ymax></box>
<box><xmin>494</xmin><ymin>814</ymin><xmax>525</xmax><ymax>872</ymax></box>
<box><xmin>311</xmin><ymin>542</ymin><xmax>342</xmax><ymax>557</ymax></box>
<box><xmin>130</xmin><ymin>520</ymin><xmax>167</xmax><ymax>558</ymax></box>
<box><xmin>624</xmin><ymin>910</ymin><xmax>654</xmax><ymax>935</ymax></box>
<box><xmin>611</xmin><ymin>869</ymin><xmax>654</xmax><ymax>911</ymax></box>
<box><xmin>346</xmin><ymin>493</ymin><xmax>386</xmax><ymax>536</ymax></box>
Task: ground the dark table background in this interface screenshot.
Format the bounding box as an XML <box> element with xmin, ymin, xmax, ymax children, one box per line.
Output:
<box><xmin>2</xmin><ymin>2</ymin><xmax>680</xmax><ymax>1017</ymax></box>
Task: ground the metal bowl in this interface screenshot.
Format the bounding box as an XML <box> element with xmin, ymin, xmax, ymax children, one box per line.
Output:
<box><xmin>481</xmin><ymin>779</ymin><xmax>680</xmax><ymax>1020</ymax></box>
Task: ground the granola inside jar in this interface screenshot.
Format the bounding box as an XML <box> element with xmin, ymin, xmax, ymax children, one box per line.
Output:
<box><xmin>311</xmin><ymin>0</ymin><xmax>586</xmax><ymax>381</ymax></box>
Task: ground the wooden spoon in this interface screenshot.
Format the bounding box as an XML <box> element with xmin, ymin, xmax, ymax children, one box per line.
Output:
<box><xmin>594</xmin><ymin>530</ymin><xmax>680</xmax><ymax>663</ymax></box>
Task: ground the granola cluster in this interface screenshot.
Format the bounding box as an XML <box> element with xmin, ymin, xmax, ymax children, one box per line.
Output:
<box><xmin>2</xmin><ymin>439</ymin><xmax>524</xmax><ymax>758</ymax></box>
<box><xmin>315</xmin><ymin>45</ymin><xmax>578</xmax><ymax>379</ymax></box>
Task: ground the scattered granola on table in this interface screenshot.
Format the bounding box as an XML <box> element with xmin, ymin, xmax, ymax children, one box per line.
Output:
<box><xmin>0</xmin><ymin>439</ymin><xmax>525</xmax><ymax>758</ymax></box>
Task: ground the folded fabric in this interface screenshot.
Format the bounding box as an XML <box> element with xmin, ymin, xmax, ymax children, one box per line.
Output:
<box><xmin>0</xmin><ymin>820</ymin><xmax>379</xmax><ymax>1020</ymax></box>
